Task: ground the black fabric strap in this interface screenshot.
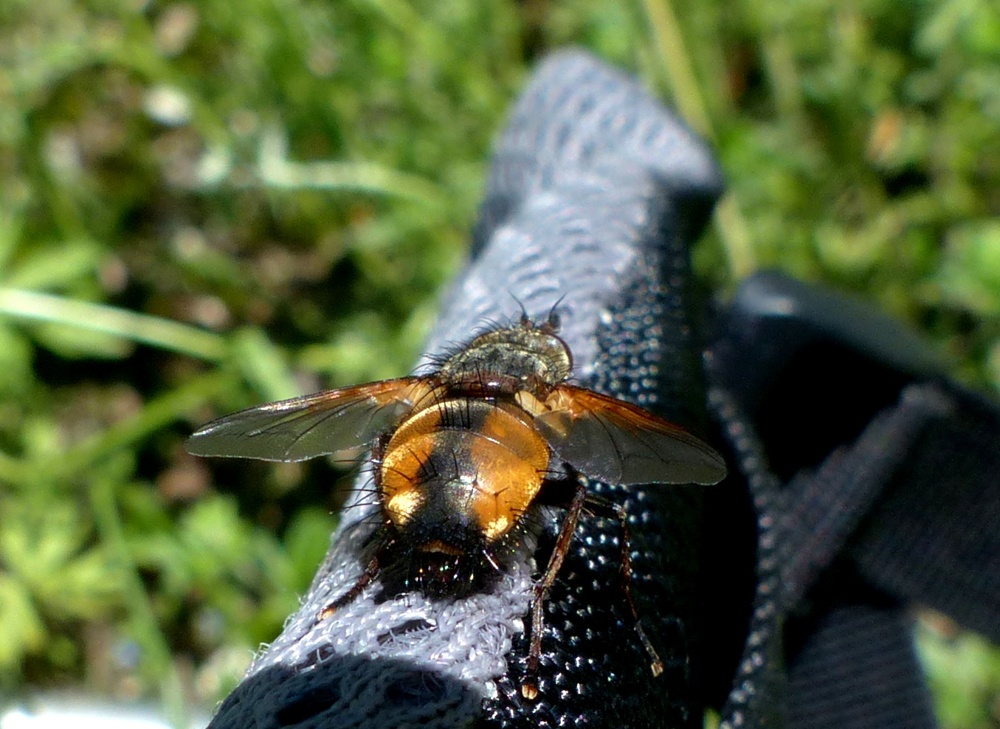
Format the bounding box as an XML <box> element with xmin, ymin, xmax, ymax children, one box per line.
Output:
<box><xmin>786</xmin><ymin>598</ymin><xmax>936</xmax><ymax>729</ymax></box>
<box><xmin>709</xmin><ymin>271</ymin><xmax>1000</xmax><ymax>729</ymax></box>
<box><xmin>851</xmin><ymin>384</ymin><xmax>1000</xmax><ymax>642</ymax></box>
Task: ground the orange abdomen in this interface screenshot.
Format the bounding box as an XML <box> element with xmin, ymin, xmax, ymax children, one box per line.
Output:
<box><xmin>379</xmin><ymin>398</ymin><xmax>550</xmax><ymax>545</ymax></box>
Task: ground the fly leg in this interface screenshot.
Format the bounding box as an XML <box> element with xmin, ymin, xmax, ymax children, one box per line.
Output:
<box><xmin>318</xmin><ymin>554</ymin><xmax>381</xmax><ymax>621</ymax></box>
<box><xmin>319</xmin><ymin>434</ymin><xmax>391</xmax><ymax>621</ymax></box>
<box><xmin>521</xmin><ymin>477</ymin><xmax>588</xmax><ymax>700</ymax></box>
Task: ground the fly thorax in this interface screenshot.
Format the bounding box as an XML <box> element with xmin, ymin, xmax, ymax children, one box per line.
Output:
<box><xmin>440</xmin><ymin>324</ymin><xmax>572</xmax><ymax>393</ymax></box>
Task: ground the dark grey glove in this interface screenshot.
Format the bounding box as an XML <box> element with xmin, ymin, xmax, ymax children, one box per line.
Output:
<box><xmin>206</xmin><ymin>49</ymin><xmax>724</xmax><ymax>729</ymax></box>
<box><xmin>205</xmin><ymin>50</ymin><xmax>1000</xmax><ymax>729</ymax></box>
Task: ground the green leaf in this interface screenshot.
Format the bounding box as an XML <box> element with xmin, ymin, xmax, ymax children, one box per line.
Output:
<box><xmin>0</xmin><ymin>574</ymin><xmax>46</xmax><ymax>673</ymax></box>
<box><xmin>4</xmin><ymin>239</ymin><xmax>104</xmax><ymax>291</ymax></box>
<box><xmin>0</xmin><ymin>324</ymin><xmax>33</xmax><ymax>397</ymax></box>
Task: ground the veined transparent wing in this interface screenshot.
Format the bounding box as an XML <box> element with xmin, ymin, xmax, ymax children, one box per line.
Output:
<box><xmin>187</xmin><ymin>378</ymin><xmax>434</xmax><ymax>462</ymax></box>
<box><xmin>531</xmin><ymin>386</ymin><xmax>727</xmax><ymax>486</ymax></box>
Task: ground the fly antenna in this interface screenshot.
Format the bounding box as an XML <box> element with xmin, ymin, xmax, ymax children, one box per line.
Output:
<box><xmin>508</xmin><ymin>292</ymin><xmax>531</xmax><ymax>326</ymax></box>
<box><xmin>543</xmin><ymin>294</ymin><xmax>568</xmax><ymax>333</ymax></box>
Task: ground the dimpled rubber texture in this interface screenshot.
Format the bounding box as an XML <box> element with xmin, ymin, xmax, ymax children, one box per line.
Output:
<box><xmin>205</xmin><ymin>50</ymin><xmax>725</xmax><ymax>729</ymax></box>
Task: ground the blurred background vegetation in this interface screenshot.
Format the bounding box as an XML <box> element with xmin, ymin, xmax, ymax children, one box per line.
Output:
<box><xmin>0</xmin><ymin>0</ymin><xmax>998</xmax><ymax>726</ymax></box>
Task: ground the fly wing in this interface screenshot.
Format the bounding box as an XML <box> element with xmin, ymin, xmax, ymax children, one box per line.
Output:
<box><xmin>530</xmin><ymin>386</ymin><xmax>727</xmax><ymax>486</ymax></box>
<box><xmin>186</xmin><ymin>378</ymin><xmax>433</xmax><ymax>462</ymax></box>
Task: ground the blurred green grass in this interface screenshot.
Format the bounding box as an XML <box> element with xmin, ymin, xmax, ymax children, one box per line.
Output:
<box><xmin>0</xmin><ymin>0</ymin><xmax>997</xmax><ymax>725</ymax></box>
